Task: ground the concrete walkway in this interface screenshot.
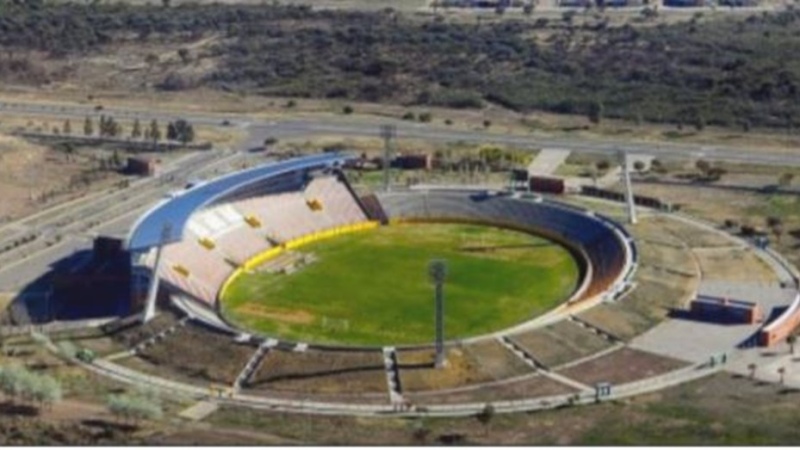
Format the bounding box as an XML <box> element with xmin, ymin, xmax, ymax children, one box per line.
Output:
<box><xmin>527</xmin><ymin>148</ymin><xmax>571</xmax><ymax>175</ymax></box>
<box><xmin>179</xmin><ymin>401</ymin><xmax>219</xmax><ymax>421</ymax></box>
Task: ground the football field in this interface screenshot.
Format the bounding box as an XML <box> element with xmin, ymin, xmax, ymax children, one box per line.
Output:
<box><xmin>220</xmin><ymin>223</ymin><xmax>580</xmax><ymax>346</ymax></box>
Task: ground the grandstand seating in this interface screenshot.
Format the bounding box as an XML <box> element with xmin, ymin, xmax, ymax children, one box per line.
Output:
<box><xmin>378</xmin><ymin>191</ymin><xmax>631</xmax><ymax>302</ymax></box>
<box><xmin>150</xmin><ymin>172</ymin><xmax>369</xmax><ymax>308</ymax></box>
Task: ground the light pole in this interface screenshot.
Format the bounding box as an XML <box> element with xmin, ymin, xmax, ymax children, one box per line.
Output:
<box><xmin>143</xmin><ymin>222</ymin><xmax>173</xmax><ymax>323</ymax></box>
<box><xmin>380</xmin><ymin>124</ymin><xmax>396</xmax><ymax>192</ymax></box>
<box><xmin>428</xmin><ymin>259</ymin><xmax>447</xmax><ymax>369</ymax></box>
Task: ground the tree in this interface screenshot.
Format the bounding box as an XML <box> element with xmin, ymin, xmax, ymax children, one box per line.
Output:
<box><xmin>778</xmin><ymin>367</ymin><xmax>786</xmax><ymax>385</ymax></box>
<box><xmin>0</xmin><ymin>366</ymin><xmax>60</xmax><ymax>412</ymax></box>
<box><xmin>767</xmin><ymin>216</ymin><xmax>784</xmax><ymax>243</ymax></box>
<box><xmin>418</xmin><ymin>112</ymin><xmax>432</xmax><ymax>123</ymax></box>
<box><xmin>694</xmin><ymin>113</ymin><xmax>706</xmax><ymax>132</ymax></box>
<box><xmin>476</xmin><ymin>403</ymin><xmax>495</xmax><ymax>436</ymax></box>
<box><xmin>177</xmin><ymin>48</ymin><xmax>191</xmax><ymax>64</ymax></box>
<box><xmin>748</xmin><ymin>363</ymin><xmax>757</xmax><ymax>379</ymax></box>
<box><xmin>778</xmin><ymin>173</ymin><xmax>795</xmax><ymax>189</ymax></box>
<box><xmin>166</xmin><ymin>122</ymin><xmax>178</xmax><ymax>141</ymax></box>
<box><xmin>342</xmin><ymin>105</ymin><xmax>354</xmax><ymax>115</ymax></box>
<box><xmin>63</xmin><ymin>119</ymin><xmax>71</xmax><ymax>135</ymax></box>
<box><xmin>144</xmin><ymin>53</ymin><xmax>160</xmax><ymax>68</ymax></box>
<box><xmin>650</xmin><ymin>158</ymin><xmax>666</xmax><ymax>174</ymax></box>
<box><xmin>149</xmin><ymin>119</ymin><xmax>161</xmax><ymax>143</ymax></box>
<box><xmin>108</xmin><ymin>392</ymin><xmax>163</xmax><ymax>426</ymax></box>
<box><xmin>641</xmin><ymin>6</ymin><xmax>658</xmax><ymax>20</ymax></box>
<box><xmin>171</xmin><ymin>119</ymin><xmax>195</xmax><ymax>145</ymax></box>
<box><xmin>131</xmin><ymin>118</ymin><xmax>142</xmax><ymax>139</ymax></box>
<box><xmin>40</xmin><ymin>377</ymin><xmax>62</xmax><ymax>411</ymax></box>
<box><xmin>587</xmin><ymin>100</ymin><xmax>604</xmax><ymax>125</ymax></box>
<box><xmin>411</xmin><ymin>419</ymin><xmax>430</xmax><ymax>444</ymax></box>
<box><xmin>788</xmin><ymin>334</ymin><xmax>796</xmax><ymax>355</ymax></box>
<box><xmin>0</xmin><ymin>365</ymin><xmax>26</xmax><ymax>404</ymax></box>
<box><xmin>596</xmin><ymin>159</ymin><xmax>611</xmax><ymax>173</ymax></box>
<box><xmin>523</xmin><ymin>0</ymin><xmax>535</xmax><ymax>15</ymax></box>
<box><xmin>633</xmin><ymin>160</ymin><xmax>646</xmax><ymax>174</ymax></box>
<box><xmin>263</xmin><ymin>137</ymin><xmax>278</xmax><ymax>148</ymax></box>
<box><xmin>83</xmin><ymin>116</ymin><xmax>93</xmax><ymax>136</ymax></box>
<box><xmin>695</xmin><ymin>159</ymin><xmax>711</xmax><ymax>177</ymax></box>
<box><xmin>483</xmin><ymin>119</ymin><xmax>492</xmax><ymax>128</ymax></box>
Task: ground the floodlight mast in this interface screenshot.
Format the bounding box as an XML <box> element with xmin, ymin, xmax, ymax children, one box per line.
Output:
<box><xmin>380</xmin><ymin>124</ymin><xmax>396</xmax><ymax>193</ymax></box>
<box><xmin>620</xmin><ymin>149</ymin><xmax>638</xmax><ymax>225</ymax></box>
<box><xmin>142</xmin><ymin>222</ymin><xmax>173</xmax><ymax>324</ymax></box>
<box><xmin>429</xmin><ymin>259</ymin><xmax>447</xmax><ymax>369</ymax></box>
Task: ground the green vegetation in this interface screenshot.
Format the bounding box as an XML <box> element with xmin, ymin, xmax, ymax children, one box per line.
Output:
<box><xmin>107</xmin><ymin>390</ymin><xmax>164</xmax><ymax>424</ymax></box>
<box><xmin>1</xmin><ymin>2</ymin><xmax>800</xmax><ymax>128</ymax></box>
<box><xmin>221</xmin><ymin>223</ymin><xmax>579</xmax><ymax>346</ymax></box>
<box><xmin>0</xmin><ymin>364</ymin><xmax>62</xmax><ymax>410</ymax></box>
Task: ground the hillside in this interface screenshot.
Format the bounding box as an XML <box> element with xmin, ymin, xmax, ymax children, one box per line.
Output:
<box><xmin>0</xmin><ymin>2</ymin><xmax>799</xmax><ymax>129</ymax></box>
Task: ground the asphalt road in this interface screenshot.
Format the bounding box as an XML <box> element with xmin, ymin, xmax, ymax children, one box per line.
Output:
<box><xmin>2</xmin><ymin>100</ymin><xmax>800</xmax><ymax>167</ymax></box>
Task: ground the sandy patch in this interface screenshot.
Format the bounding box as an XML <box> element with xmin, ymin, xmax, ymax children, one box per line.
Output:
<box><xmin>236</xmin><ymin>303</ymin><xmax>314</xmax><ymax>325</ymax></box>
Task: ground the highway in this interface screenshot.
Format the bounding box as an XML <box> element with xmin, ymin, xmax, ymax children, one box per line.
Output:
<box><xmin>1</xmin><ymin>100</ymin><xmax>800</xmax><ymax>167</ymax></box>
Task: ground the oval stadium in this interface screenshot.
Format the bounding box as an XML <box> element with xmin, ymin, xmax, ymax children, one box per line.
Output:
<box><xmin>3</xmin><ymin>144</ymin><xmax>799</xmax><ymax>422</ymax></box>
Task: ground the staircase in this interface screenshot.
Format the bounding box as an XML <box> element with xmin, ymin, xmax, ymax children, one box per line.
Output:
<box><xmin>233</xmin><ymin>338</ymin><xmax>278</xmax><ymax>390</ymax></box>
<box><xmin>382</xmin><ymin>347</ymin><xmax>403</xmax><ymax>404</ymax></box>
<box><xmin>131</xmin><ymin>316</ymin><xmax>190</xmax><ymax>355</ymax></box>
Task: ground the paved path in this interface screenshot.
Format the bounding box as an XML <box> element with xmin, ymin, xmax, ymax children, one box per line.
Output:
<box><xmin>178</xmin><ymin>401</ymin><xmax>219</xmax><ymax>421</ymax></box>
<box><xmin>527</xmin><ymin>148</ymin><xmax>571</xmax><ymax>175</ymax></box>
<box><xmin>726</xmin><ymin>342</ymin><xmax>800</xmax><ymax>387</ymax></box>
<box><xmin>630</xmin><ymin>319</ymin><xmax>759</xmax><ymax>363</ymax></box>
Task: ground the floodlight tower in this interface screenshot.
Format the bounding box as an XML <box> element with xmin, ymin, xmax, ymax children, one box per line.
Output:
<box><xmin>619</xmin><ymin>149</ymin><xmax>637</xmax><ymax>225</ymax></box>
<box><xmin>142</xmin><ymin>222</ymin><xmax>173</xmax><ymax>323</ymax></box>
<box><xmin>380</xmin><ymin>124</ymin><xmax>396</xmax><ymax>192</ymax></box>
<box><xmin>428</xmin><ymin>259</ymin><xmax>448</xmax><ymax>369</ymax></box>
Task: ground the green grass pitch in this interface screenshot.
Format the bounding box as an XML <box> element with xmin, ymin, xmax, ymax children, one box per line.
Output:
<box><xmin>220</xmin><ymin>223</ymin><xmax>580</xmax><ymax>346</ymax></box>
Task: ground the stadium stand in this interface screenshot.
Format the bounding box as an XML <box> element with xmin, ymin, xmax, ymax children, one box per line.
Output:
<box><xmin>139</xmin><ymin>169</ymin><xmax>371</xmax><ymax>310</ymax></box>
<box><xmin>377</xmin><ymin>191</ymin><xmax>632</xmax><ymax>303</ymax></box>
<box><xmin>759</xmin><ymin>292</ymin><xmax>800</xmax><ymax>346</ymax></box>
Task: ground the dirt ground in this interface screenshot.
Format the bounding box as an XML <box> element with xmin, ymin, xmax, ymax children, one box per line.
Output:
<box><xmin>558</xmin><ymin>347</ymin><xmax>687</xmax><ymax>386</ymax></box>
<box><xmin>406</xmin><ymin>373</ymin><xmax>574</xmax><ymax>405</ymax></box>
<box><xmin>0</xmin><ymin>133</ymin><xmax>122</xmax><ymax>222</ymax></box>
<box><xmin>205</xmin><ymin>371</ymin><xmax>800</xmax><ymax>445</ymax></box>
<box><xmin>397</xmin><ymin>347</ymin><xmax>496</xmax><ymax>392</ymax></box>
<box><xmin>694</xmin><ymin>247</ymin><xmax>778</xmax><ymax>283</ymax></box>
<box><xmin>249</xmin><ymin>349</ymin><xmax>388</xmax><ymax>395</ymax></box>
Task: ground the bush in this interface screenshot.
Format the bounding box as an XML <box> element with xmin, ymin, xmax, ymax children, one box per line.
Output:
<box><xmin>430</xmin><ymin>90</ymin><xmax>484</xmax><ymax>109</ymax></box>
<box><xmin>342</xmin><ymin>105</ymin><xmax>354</xmax><ymax>114</ymax></box>
<box><xmin>107</xmin><ymin>392</ymin><xmax>163</xmax><ymax>424</ymax></box>
<box><xmin>418</xmin><ymin>112</ymin><xmax>432</xmax><ymax>123</ymax></box>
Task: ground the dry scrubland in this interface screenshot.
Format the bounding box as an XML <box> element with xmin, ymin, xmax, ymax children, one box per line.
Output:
<box><xmin>0</xmin><ymin>134</ymin><xmax>123</xmax><ymax>222</ymax></box>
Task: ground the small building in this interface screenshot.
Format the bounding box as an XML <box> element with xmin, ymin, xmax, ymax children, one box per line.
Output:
<box><xmin>126</xmin><ymin>156</ymin><xmax>159</xmax><ymax>177</ymax></box>
<box><xmin>529</xmin><ymin>175</ymin><xmax>566</xmax><ymax>194</ymax></box>
<box><xmin>392</xmin><ymin>154</ymin><xmax>432</xmax><ymax>171</ymax></box>
<box><xmin>690</xmin><ymin>295</ymin><xmax>763</xmax><ymax>325</ymax></box>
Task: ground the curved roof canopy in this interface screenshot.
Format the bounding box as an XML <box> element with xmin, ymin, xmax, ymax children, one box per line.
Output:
<box><xmin>126</xmin><ymin>152</ymin><xmax>350</xmax><ymax>251</ymax></box>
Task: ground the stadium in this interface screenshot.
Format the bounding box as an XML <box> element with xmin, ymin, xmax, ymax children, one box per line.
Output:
<box><xmin>58</xmin><ymin>150</ymin><xmax>794</xmax><ymax>417</ymax></box>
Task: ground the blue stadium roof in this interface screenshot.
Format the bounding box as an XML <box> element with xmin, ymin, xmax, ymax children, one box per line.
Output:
<box><xmin>126</xmin><ymin>152</ymin><xmax>351</xmax><ymax>251</ymax></box>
